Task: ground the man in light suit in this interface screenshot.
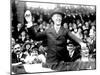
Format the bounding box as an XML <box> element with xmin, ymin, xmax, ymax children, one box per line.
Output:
<box><xmin>25</xmin><ymin>10</ymin><xmax>86</xmax><ymax>71</ymax></box>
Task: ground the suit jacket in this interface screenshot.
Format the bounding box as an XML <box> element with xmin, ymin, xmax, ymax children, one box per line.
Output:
<box><xmin>12</xmin><ymin>52</ymin><xmax>20</xmax><ymax>63</ymax></box>
<box><xmin>12</xmin><ymin>26</ymin><xmax>25</xmax><ymax>40</ymax></box>
<box><xmin>27</xmin><ymin>25</ymin><xmax>82</xmax><ymax>63</ymax></box>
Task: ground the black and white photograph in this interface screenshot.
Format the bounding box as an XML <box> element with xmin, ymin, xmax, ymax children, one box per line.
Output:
<box><xmin>11</xmin><ymin>0</ymin><xmax>96</xmax><ymax>74</ymax></box>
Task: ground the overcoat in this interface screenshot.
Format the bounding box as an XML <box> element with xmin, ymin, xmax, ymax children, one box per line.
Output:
<box><xmin>27</xmin><ymin>25</ymin><xmax>82</xmax><ymax>64</ymax></box>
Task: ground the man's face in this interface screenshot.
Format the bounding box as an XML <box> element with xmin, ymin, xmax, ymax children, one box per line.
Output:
<box><xmin>73</xmin><ymin>23</ymin><xmax>77</xmax><ymax>29</ymax></box>
<box><xmin>81</xmin><ymin>49</ymin><xmax>89</xmax><ymax>57</ymax></box>
<box><xmin>26</xmin><ymin>44</ymin><xmax>31</xmax><ymax>50</ymax></box>
<box><xmin>12</xmin><ymin>38</ymin><xmax>15</xmax><ymax>45</ymax></box>
<box><xmin>63</xmin><ymin>23</ymin><xmax>68</xmax><ymax>29</ymax></box>
<box><xmin>17</xmin><ymin>23</ymin><xmax>22</xmax><ymax>28</ymax></box>
<box><xmin>67</xmin><ymin>44</ymin><xmax>74</xmax><ymax>52</ymax></box>
<box><xmin>76</xmin><ymin>20</ymin><xmax>80</xmax><ymax>24</ymax></box>
<box><xmin>32</xmin><ymin>49</ymin><xmax>38</xmax><ymax>56</ymax></box>
<box><xmin>78</xmin><ymin>28</ymin><xmax>82</xmax><ymax>33</ymax></box>
<box><xmin>14</xmin><ymin>44</ymin><xmax>21</xmax><ymax>54</ymax></box>
<box><xmin>52</xmin><ymin>14</ymin><xmax>62</xmax><ymax>25</ymax></box>
<box><xmin>21</xmin><ymin>31</ymin><xmax>26</xmax><ymax>36</ymax></box>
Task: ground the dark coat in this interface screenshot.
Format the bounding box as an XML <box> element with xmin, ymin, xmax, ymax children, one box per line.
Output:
<box><xmin>12</xmin><ymin>26</ymin><xmax>25</xmax><ymax>40</ymax></box>
<box><xmin>27</xmin><ymin>25</ymin><xmax>82</xmax><ymax>64</ymax></box>
<box><xmin>12</xmin><ymin>52</ymin><xmax>20</xmax><ymax>63</ymax></box>
<box><xmin>68</xmin><ymin>48</ymin><xmax>81</xmax><ymax>62</ymax></box>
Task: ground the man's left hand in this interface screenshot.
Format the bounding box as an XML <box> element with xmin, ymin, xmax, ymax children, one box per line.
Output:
<box><xmin>80</xmin><ymin>42</ymin><xmax>87</xmax><ymax>49</ymax></box>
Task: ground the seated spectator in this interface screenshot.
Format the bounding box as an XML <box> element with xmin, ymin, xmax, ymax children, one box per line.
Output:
<box><xmin>31</xmin><ymin>48</ymin><xmax>46</xmax><ymax>64</ymax></box>
<box><xmin>17</xmin><ymin>30</ymin><xmax>27</xmax><ymax>44</ymax></box>
<box><xmin>76</xmin><ymin>47</ymin><xmax>96</xmax><ymax>70</ymax></box>
<box><xmin>68</xmin><ymin>23</ymin><xmax>73</xmax><ymax>31</ymax></box>
<box><xmin>67</xmin><ymin>41</ymin><xmax>81</xmax><ymax>62</ymax></box>
<box><xmin>89</xmin><ymin>25</ymin><xmax>96</xmax><ymax>38</ymax></box>
<box><xmin>82</xmin><ymin>25</ymin><xmax>87</xmax><ymax>31</ymax></box>
<box><xmin>76</xmin><ymin>19</ymin><xmax>82</xmax><ymax>27</ymax></box>
<box><xmin>45</xmin><ymin>23</ymin><xmax>50</xmax><ymax>29</ymax></box>
<box><xmin>21</xmin><ymin>42</ymin><xmax>32</xmax><ymax>53</ymax></box>
<box><xmin>21</xmin><ymin>42</ymin><xmax>46</xmax><ymax>64</ymax></box>
<box><xmin>83</xmin><ymin>29</ymin><xmax>89</xmax><ymax>43</ymax></box>
<box><xmin>80</xmin><ymin>48</ymin><xmax>90</xmax><ymax>61</ymax></box>
<box><xmin>37</xmin><ymin>14</ymin><xmax>43</xmax><ymax>24</ymax></box>
<box><xmin>17</xmin><ymin>23</ymin><xmax>23</xmax><ymax>32</ymax></box>
<box><xmin>38</xmin><ymin>44</ymin><xmax>47</xmax><ymax>55</ymax></box>
<box><xmin>21</xmin><ymin>42</ymin><xmax>33</xmax><ymax>63</ymax></box>
<box><xmin>12</xmin><ymin>44</ymin><xmax>22</xmax><ymax>63</ymax></box>
<box><xmin>90</xmin><ymin>21</ymin><xmax>96</xmax><ymax>26</ymax></box>
<box><xmin>38</xmin><ymin>23</ymin><xmax>45</xmax><ymax>32</ymax></box>
<box><xmin>72</xmin><ymin>23</ymin><xmax>78</xmax><ymax>33</ymax></box>
<box><xmin>85</xmin><ymin>22</ymin><xmax>90</xmax><ymax>30</ymax></box>
<box><xmin>14</xmin><ymin>23</ymin><xmax>25</xmax><ymax>40</ymax></box>
<box><xmin>89</xmin><ymin>29</ymin><xmax>96</xmax><ymax>43</ymax></box>
<box><xmin>63</xmin><ymin>22</ymin><xmax>68</xmax><ymax>29</ymax></box>
<box><xmin>87</xmin><ymin>31</ymin><xmax>96</xmax><ymax>56</ymax></box>
<box><xmin>12</xmin><ymin>26</ymin><xmax>16</xmax><ymax>40</ymax></box>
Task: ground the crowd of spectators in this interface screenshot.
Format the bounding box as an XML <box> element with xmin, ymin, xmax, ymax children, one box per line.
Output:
<box><xmin>11</xmin><ymin>10</ymin><xmax>96</xmax><ymax>64</ymax></box>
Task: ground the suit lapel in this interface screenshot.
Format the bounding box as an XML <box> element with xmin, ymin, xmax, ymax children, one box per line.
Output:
<box><xmin>49</xmin><ymin>26</ymin><xmax>58</xmax><ymax>38</ymax></box>
<box><xmin>49</xmin><ymin>26</ymin><xmax>65</xmax><ymax>38</ymax></box>
<box><xmin>57</xmin><ymin>26</ymin><xmax>65</xmax><ymax>37</ymax></box>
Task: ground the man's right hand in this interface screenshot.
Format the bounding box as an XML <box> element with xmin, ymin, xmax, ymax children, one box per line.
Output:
<box><xmin>26</xmin><ymin>22</ymin><xmax>33</xmax><ymax>28</ymax></box>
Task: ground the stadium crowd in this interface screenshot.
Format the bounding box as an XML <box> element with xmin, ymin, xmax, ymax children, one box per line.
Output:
<box><xmin>11</xmin><ymin>9</ymin><xmax>96</xmax><ymax>66</ymax></box>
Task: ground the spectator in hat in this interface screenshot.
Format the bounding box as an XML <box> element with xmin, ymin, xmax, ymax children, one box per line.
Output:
<box><xmin>67</xmin><ymin>41</ymin><xmax>81</xmax><ymax>62</ymax></box>
<box><xmin>20</xmin><ymin>42</ymin><xmax>46</xmax><ymax>64</ymax></box>
<box><xmin>21</xmin><ymin>42</ymin><xmax>32</xmax><ymax>55</ymax></box>
<box><xmin>26</xmin><ymin>9</ymin><xmax>87</xmax><ymax>70</ymax></box>
<box><xmin>20</xmin><ymin>42</ymin><xmax>32</xmax><ymax>61</ymax></box>
<box><xmin>31</xmin><ymin>47</ymin><xmax>46</xmax><ymax>64</ymax></box>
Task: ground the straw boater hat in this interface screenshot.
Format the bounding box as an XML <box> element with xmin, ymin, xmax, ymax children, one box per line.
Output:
<box><xmin>22</xmin><ymin>42</ymin><xmax>33</xmax><ymax>51</ymax></box>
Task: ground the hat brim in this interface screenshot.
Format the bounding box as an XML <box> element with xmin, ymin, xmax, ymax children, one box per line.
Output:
<box><xmin>50</xmin><ymin>12</ymin><xmax>64</xmax><ymax>18</ymax></box>
<box><xmin>22</xmin><ymin>42</ymin><xmax>33</xmax><ymax>49</ymax></box>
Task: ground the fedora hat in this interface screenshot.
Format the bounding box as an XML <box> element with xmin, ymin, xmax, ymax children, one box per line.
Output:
<box><xmin>50</xmin><ymin>8</ymin><xmax>65</xmax><ymax>18</ymax></box>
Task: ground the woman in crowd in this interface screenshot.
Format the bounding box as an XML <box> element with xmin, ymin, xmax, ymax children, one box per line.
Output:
<box><xmin>20</xmin><ymin>42</ymin><xmax>46</xmax><ymax>64</ymax></box>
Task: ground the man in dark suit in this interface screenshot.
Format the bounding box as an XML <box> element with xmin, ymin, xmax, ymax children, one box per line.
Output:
<box><xmin>67</xmin><ymin>41</ymin><xmax>81</xmax><ymax>62</ymax></box>
<box><xmin>25</xmin><ymin>10</ymin><xmax>86</xmax><ymax>71</ymax></box>
<box><xmin>12</xmin><ymin>44</ymin><xmax>21</xmax><ymax>63</ymax></box>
